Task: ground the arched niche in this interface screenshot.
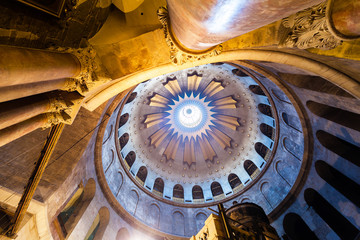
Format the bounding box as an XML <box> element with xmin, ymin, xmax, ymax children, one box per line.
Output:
<box><xmin>153</xmin><ymin>178</ymin><xmax>164</xmax><ymax>197</ymax></box>
<box><xmin>172</xmin><ymin>211</ymin><xmax>185</xmax><ymax>236</ymax></box>
<box><xmin>192</xmin><ymin>185</ymin><xmax>204</xmax><ymax>201</ymax></box>
<box><xmin>147</xmin><ymin>203</ymin><xmax>161</xmax><ymax>228</ymax></box>
<box><xmin>228</xmin><ymin>173</ymin><xmax>242</xmax><ymax>192</ymax></box>
<box><xmin>210</xmin><ymin>182</ymin><xmax>224</xmax><ymax>198</ymax></box>
<box><xmin>55</xmin><ymin>178</ymin><xmax>96</xmax><ymax>239</ymax></box>
<box><xmin>84</xmin><ymin>207</ymin><xmax>110</xmax><ymax>240</ymax></box>
<box><xmin>258</xmin><ymin>103</ymin><xmax>273</xmax><ymax>117</ymax></box>
<box><xmin>304</xmin><ymin>188</ymin><xmax>359</xmax><ymax>240</ymax></box>
<box><xmin>126</xmin><ymin>92</ymin><xmax>137</xmax><ymax>104</ymax></box>
<box><xmin>116</xmin><ymin>227</ymin><xmax>130</xmax><ymax>240</ymax></box>
<box><xmin>195</xmin><ymin>212</ymin><xmax>208</xmax><ymax>232</ymax></box>
<box><xmin>173</xmin><ymin>184</ymin><xmax>184</xmax><ymax>202</ymax></box>
<box><xmin>135</xmin><ymin>166</ymin><xmax>147</xmax><ymax>185</ymax></box>
<box><xmin>260</xmin><ymin>123</ymin><xmax>274</xmax><ymax>140</ymax></box>
<box><xmin>255</xmin><ymin>142</ymin><xmax>271</xmax><ymax>161</ymax></box>
<box><xmin>271</xmin><ymin>88</ymin><xmax>291</xmax><ymax>104</ymax></box>
<box><xmin>119</xmin><ymin>132</ymin><xmax>129</xmax><ymax>149</ymax></box>
<box><xmin>249</xmin><ymin>85</ymin><xmax>266</xmax><ymax>96</ymax></box>
<box><xmin>119</xmin><ymin>113</ymin><xmax>129</xmax><ymax>128</ymax></box>
<box><xmin>307</xmin><ymin>101</ymin><xmax>360</xmax><ymax>132</ymax></box>
<box><xmin>244</xmin><ymin>160</ymin><xmax>259</xmax><ymax>179</ymax></box>
<box><xmin>283</xmin><ymin>137</ymin><xmax>302</xmax><ymax>160</ymax></box>
<box><xmin>124</xmin><ymin>151</ymin><xmax>136</xmax><ymax>168</ymax></box>
<box><xmin>282</xmin><ymin>112</ymin><xmax>302</xmax><ymax>132</ymax></box>
<box><xmin>316</xmin><ymin>130</ymin><xmax>360</xmax><ymax>167</ymax></box>
<box><xmin>283</xmin><ymin>213</ymin><xmax>319</xmax><ymax>240</ymax></box>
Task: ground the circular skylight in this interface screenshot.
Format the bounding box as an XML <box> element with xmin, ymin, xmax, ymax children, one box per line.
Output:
<box><xmin>178</xmin><ymin>104</ymin><xmax>203</xmax><ymax>128</ymax></box>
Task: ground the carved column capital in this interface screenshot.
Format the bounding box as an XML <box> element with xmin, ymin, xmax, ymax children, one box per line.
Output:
<box><xmin>157</xmin><ymin>6</ymin><xmax>222</xmax><ymax>65</ymax></box>
<box><xmin>280</xmin><ymin>1</ymin><xmax>342</xmax><ymax>50</ymax></box>
<box><xmin>50</xmin><ymin>46</ymin><xmax>112</xmax><ymax>95</ymax></box>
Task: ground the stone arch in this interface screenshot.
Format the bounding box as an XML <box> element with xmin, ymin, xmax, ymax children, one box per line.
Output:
<box><xmin>55</xmin><ymin>178</ymin><xmax>96</xmax><ymax>239</ymax></box>
<box><xmin>84</xmin><ymin>207</ymin><xmax>110</xmax><ymax>240</ymax></box>
<box><xmin>147</xmin><ymin>203</ymin><xmax>161</xmax><ymax>228</ymax></box>
<box><xmin>304</xmin><ymin>188</ymin><xmax>359</xmax><ymax>239</ymax></box>
<box><xmin>172</xmin><ymin>211</ymin><xmax>185</xmax><ymax>236</ymax></box>
<box><xmin>116</xmin><ymin>227</ymin><xmax>130</xmax><ymax>240</ymax></box>
<box><xmin>195</xmin><ymin>212</ymin><xmax>208</xmax><ymax>232</ymax></box>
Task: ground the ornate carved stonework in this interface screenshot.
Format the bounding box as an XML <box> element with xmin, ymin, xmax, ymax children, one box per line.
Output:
<box><xmin>157</xmin><ymin>6</ymin><xmax>222</xmax><ymax>65</ymax></box>
<box><xmin>44</xmin><ymin>91</ymin><xmax>84</xmax><ymax>128</ymax></box>
<box><xmin>280</xmin><ymin>2</ymin><xmax>342</xmax><ymax>50</ymax></box>
<box><xmin>50</xmin><ymin>46</ymin><xmax>111</xmax><ymax>95</ymax></box>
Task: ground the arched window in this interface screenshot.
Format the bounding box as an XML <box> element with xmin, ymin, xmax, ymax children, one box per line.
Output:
<box><xmin>55</xmin><ymin>179</ymin><xmax>96</xmax><ymax>239</ymax></box>
<box><xmin>136</xmin><ymin>166</ymin><xmax>147</xmax><ymax>185</ymax></box>
<box><xmin>258</xmin><ymin>104</ymin><xmax>273</xmax><ymax>117</ymax></box>
<box><xmin>244</xmin><ymin>160</ymin><xmax>259</xmax><ymax>178</ymax></box>
<box><xmin>249</xmin><ymin>85</ymin><xmax>266</xmax><ymax>96</ymax></box>
<box><xmin>260</xmin><ymin>123</ymin><xmax>274</xmax><ymax>140</ymax></box>
<box><xmin>173</xmin><ymin>184</ymin><xmax>184</xmax><ymax>201</ymax></box>
<box><xmin>255</xmin><ymin>142</ymin><xmax>271</xmax><ymax>161</ymax></box>
<box><xmin>280</xmin><ymin>74</ymin><xmax>353</xmax><ymax>98</ymax></box>
<box><xmin>84</xmin><ymin>207</ymin><xmax>110</xmax><ymax>240</ymax></box>
<box><xmin>316</xmin><ymin>130</ymin><xmax>360</xmax><ymax>167</ymax></box>
<box><xmin>119</xmin><ymin>113</ymin><xmax>129</xmax><ymax>128</ymax></box>
<box><xmin>119</xmin><ymin>133</ymin><xmax>129</xmax><ymax>149</ymax></box>
<box><xmin>228</xmin><ymin>173</ymin><xmax>242</xmax><ymax>191</ymax></box>
<box><xmin>192</xmin><ymin>185</ymin><xmax>204</xmax><ymax>200</ymax></box>
<box><xmin>153</xmin><ymin>178</ymin><xmax>164</xmax><ymax>196</ymax></box>
<box><xmin>232</xmin><ymin>68</ymin><xmax>248</xmax><ymax>77</ymax></box>
<box><xmin>307</xmin><ymin>101</ymin><xmax>360</xmax><ymax>132</ymax></box>
<box><xmin>124</xmin><ymin>151</ymin><xmax>135</xmax><ymax>168</ymax></box>
<box><xmin>211</xmin><ymin>182</ymin><xmax>224</xmax><ymax>197</ymax></box>
<box><xmin>315</xmin><ymin>160</ymin><xmax>360</xmax><ymax>208</ymax></box>
<box><xmin>304</xmin><ymin>188</ymin><xmax>359</xmax><ymax>239</ymax></box>
<box><xmin>116</xmin><ymin>228</ymin><xmax>130</xmax><ymax>240</ymax></box>
<box><xmin>126</xmin><ymin>92</ymin><xmax>137</xmax><ymax>104</ymax></box>
<box><xmin>283</xmin><ymin>213</ymin><xmax>319</xmax><ymax>240</ymax></box>
<box><xmin>282</xmin><ymin>112</ymin><xmax>302</xmax><ymax>132</ymax></box>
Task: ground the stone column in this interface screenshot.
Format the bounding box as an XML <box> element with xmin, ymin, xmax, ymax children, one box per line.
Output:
<box><xmin>166</xmin><ymin>0</ymin><xmax>323</xmax><ymax>50</ymax></box>
<box><xmin>0</xmin><ymin>114</ymin><xmax>48</xmax><ymax>147</ymax></box>
<box><xmin>0</xmin><ymin>45</ymin><xmax>80</xmax><ymax>87</ymax></box>
<box><xmin>327</xmin><ymin>0</ymin><xmax>360</xmax><ymax>40</ymax></box>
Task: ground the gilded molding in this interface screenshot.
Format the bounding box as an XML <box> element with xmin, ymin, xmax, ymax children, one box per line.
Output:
<box><xmin>280</xmin><ymin>2</ymin><xmax>342</xmax><ymax>50</ymax></box>
<box><xmin>157</xmin><ymin>6</ymin><xmax>222</xmax><ymax>65</ymax></box>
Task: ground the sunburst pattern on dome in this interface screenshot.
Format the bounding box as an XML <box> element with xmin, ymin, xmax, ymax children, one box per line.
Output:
<box><xmin>144</xmin><ymin>74</ymin><xmax>240</xmax><ymax>166</ymax></box>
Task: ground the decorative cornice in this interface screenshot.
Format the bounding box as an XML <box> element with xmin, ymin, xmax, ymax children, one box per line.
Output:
<box><xmin>280</xmin><ymin>2</ymin><xmax>342</xmax><ymax>50</ymax></box>
<box><xmin>157</xmin><ymin>6</ymin><xmax>222</xmax><ymax>65</ymax></box>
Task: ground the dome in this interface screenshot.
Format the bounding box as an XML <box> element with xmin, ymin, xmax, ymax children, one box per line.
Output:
<box><xmin>97</xmin><ymin>62</ymin><xmax>307</xmax><ymax>237</ymax></box>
